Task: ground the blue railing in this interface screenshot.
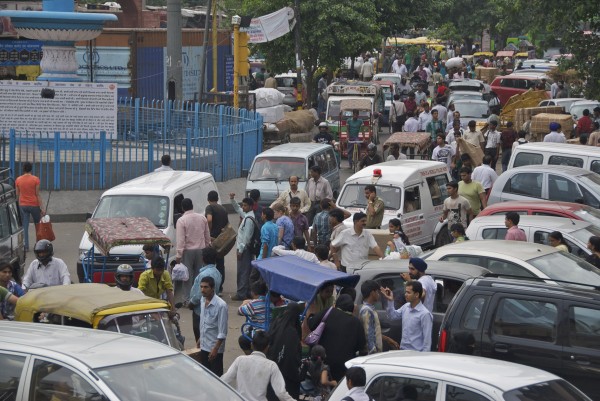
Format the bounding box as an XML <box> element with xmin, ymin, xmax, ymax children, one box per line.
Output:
<box><xmin>3</xmin><ymin>99</ymin><xmax>263</xmax><ymax>190</ymax></box>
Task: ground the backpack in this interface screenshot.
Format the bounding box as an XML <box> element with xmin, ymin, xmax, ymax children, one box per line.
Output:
<box><xmin>242</xmin><ymin>216</ymin><xmax>261</xmax><ymax>257</ymax></box>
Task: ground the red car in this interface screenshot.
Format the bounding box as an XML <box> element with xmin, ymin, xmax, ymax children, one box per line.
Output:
<box><xmin>479</xmin><ymin>200</ymin><xmax>600</xmax><ymax>228</ymax></box>
<box><xmin>490</xmin><ymin>73</ymin><xmax>551</xmax><ymax>106</ymax></box>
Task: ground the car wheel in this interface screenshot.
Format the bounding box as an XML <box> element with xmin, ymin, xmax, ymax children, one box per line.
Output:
<box><xmin>435</xmin><ymin>229</ymin><xmax>452</xmax><ymax>248</ymax></box>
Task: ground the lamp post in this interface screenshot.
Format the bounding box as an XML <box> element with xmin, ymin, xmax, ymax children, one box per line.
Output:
<box><xmin>294</xmin><ymin>0</ymin><xmax>303</xmax><ymax>110</ymax></box>
<box><xmin>232</xmin><ymin>15</ymin><xmax>241</xmax><ymax>109</ymax></box>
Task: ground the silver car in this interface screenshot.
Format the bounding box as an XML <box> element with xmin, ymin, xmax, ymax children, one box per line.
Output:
<box><xmin>0</xmin><ymin>322</ymin><xmax>244</xmax><ymax>401</ymax></box>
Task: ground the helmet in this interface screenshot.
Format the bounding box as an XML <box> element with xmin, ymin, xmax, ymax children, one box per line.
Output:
<box><xmin>115</xmin><ymin>264</ymin><xmax>134</xmax><ymax>290</ymax></box>
<box><xmin>34</xmin><ymin>240</ymin><xmax>53</xmax><ymax>265</ymax></box>
<box><xmin>318</xmin><ymin>122</ymin><xmax>327</xmax><ymax>128</ymax></box>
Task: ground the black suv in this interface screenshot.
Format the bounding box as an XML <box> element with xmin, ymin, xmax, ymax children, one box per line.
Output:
<box><xmin>0</xmin><ymin>168</ymin><xmax>25</xmax><ymax>283</ymax></box>
<box><xmin>439</xmin><ymin>277</ymin><xmax>600</xmax><ymax>400</ymax></box>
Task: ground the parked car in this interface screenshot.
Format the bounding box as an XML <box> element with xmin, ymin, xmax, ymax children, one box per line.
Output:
<box><xmin>538</xmin><ymin>97</ymin><xmax>581</xmax><ymax>111</ymax></box>
<box><xmin>490</xmin><ymin>73</ymin><xmax>551</xmax><ymax>106</ymax></box>
<box><xmin>478</xmin><ymin>200</ymin><xmax>600</xmax><ymax>229</ymax></box>
<box><xmin>451</xmin><ymin>99</ymin><xmax>490</xmax><ymax>128</ymax></box>
<box><xmin>507</xmin><ymin>142</ymin><xmax>600</xmax><ymax>174</ymax></box>
<box><xmin>422</xmin><ymin>240</ymin><xmax>600</xmax><ymax>286</ymax></box>
<box><xmin>448</xmin><ymin>78</ymin><xmax>487</xmax><ymax>93</ymax></box>
<box><xmin>327</xmin><ymin>351</ymin><xmax>591</xmax><ymax>401</ymax></box>
<box><xmin>438</xmin><ymin>276</ymin><xmax>600</xmax><ymax>400</ymax></box>
<box><xmin>0</xmin><ymin>321</ymin><xmax>244</xmax><ymax>401</ymax></box>
<box><xmin>0</xmin><ymin>168</ymin><xmax>25</xmax><ymax>283</ymax></box>
<box><xmin>465</xmin><ymin>215</ymin><xmax>600</xmax><ymax>258</ymax></box>
<box><xmin>521</xmin><ymin>59</ymin><xmax>558</xmax><ymax>70</ymax></box>
<box><xmin>350</xmin><ymin>259</ymin><xmax>490</xmax><ymax>351</ymax></box>
<box><xmin>487</xmin><ymin>165</ymin><xmax>600</xmax><ymax>208</ymax></box>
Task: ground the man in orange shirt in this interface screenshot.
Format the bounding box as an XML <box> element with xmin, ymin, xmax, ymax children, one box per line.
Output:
<box><xmin>15</xmin><ymin>162</ymin><xmax>44</xmax><ymax>251</ymax></box>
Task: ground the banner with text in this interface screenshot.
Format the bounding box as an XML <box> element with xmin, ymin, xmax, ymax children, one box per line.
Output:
<box><xmin>242</xmin><ymin>7</ymin><xmax>294</xmax><ymax>43</ymax></box>
<box><xmin>0</xmin><ymin>81</ymin><xmax>117</xmax><ymax>138</ymax></box>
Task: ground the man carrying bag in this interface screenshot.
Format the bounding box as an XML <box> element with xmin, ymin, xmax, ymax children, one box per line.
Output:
<box><xmin>389</xmin><ymin>94</ymin><xmax>406</xmax><ymax>133</ymax></box>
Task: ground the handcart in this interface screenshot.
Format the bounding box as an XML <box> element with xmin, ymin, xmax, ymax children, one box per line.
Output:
<box><xmin>82</xmin><ymin>217</ymin><xmax>172</xmax><ymax>284</ymax></box>
<box><xmin>242</xmin><ymin>255</ymin><xmax>359</xmax><ymax>339</ymax></box>
<box><xmin>383</xmin><ymin>132</ymin><xmax>431</xmax><ymax>160</ymax></box>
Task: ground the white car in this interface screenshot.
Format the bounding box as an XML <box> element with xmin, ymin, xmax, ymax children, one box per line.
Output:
<box><xmin>466</xmin><ymin>215</ymin><xmax>600</xmax><ymax>258</ymax></box>
<box><xmin>327</xmin><ymin>351</ymin><xmax>591</xmax><ymax>401</ymax></box>
<box><xmin>569</xmin><ymin>100</ymin><xmax>600</xmax><ymax>121</ymax></box>
<box><xmin>422</xmin><ymin>240</ymin><xmax>600</xmax><ymax>286</ymax></box>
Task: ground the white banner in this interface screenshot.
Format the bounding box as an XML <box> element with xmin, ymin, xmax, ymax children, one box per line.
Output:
<box><xmin>242</xmin><ymin>7</ymin><xmax>294</xmax><ymax>43</ymax></box>
<box><xmin>0</xmin><ymin>80</ymin><xmax>117</xmax><ymax>138</ymax></box>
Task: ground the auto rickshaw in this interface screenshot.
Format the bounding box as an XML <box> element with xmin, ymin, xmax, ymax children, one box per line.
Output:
<box><xmin>15</xmin><ymin>283</ymin><xmax>184</xmax><ymax>350</ymax></box>
<box><xmin>338</xmin><ymin>98</ymin><xmax>375</xmax><ymax>172</ymax></box>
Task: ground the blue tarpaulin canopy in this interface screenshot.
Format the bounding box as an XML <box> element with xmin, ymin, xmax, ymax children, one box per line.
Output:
<box><xmin>251</xmin><ymin>255</ymin><xmax>360</xmax><ymax>303</ymax></box>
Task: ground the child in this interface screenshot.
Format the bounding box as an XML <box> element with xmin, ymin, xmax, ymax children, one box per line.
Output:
<box><xmin>450</xmin><ymin>223</ymin><xmax>469</xmax><ymax>242</ymax></box>
<box><xmin>300</xmin><ymin>345</ymin><xmax>337</xmax><ymax>400</ymax></box>
<box><xmin>0</xmin><ymin>262</ymin><xmax>23</xmax><ymax>320</ymax></box>
<box><xmin>315</xmin><ymin>245</ymin><xmax>336</xmax><ymax>269</ymax></box>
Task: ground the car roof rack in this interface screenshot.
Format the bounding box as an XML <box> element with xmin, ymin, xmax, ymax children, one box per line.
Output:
<box><xmin>479</xmin><ymin>273</ymin><xmax>600</xmax><ymax>292</ymax></box>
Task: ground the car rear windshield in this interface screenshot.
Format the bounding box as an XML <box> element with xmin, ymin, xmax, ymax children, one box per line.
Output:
<box><xmin>248</xmin><ymin>157</ymin><xmax>306</xmax><ymax>181</ymax></box>
<box><xmin>503</xmin><ymin>379</ymin><xmax>589</xmax><ymax>401</ymax></box>
<box><xmin>574</xmin><ymin>207</ymin><xmax>600</xmax><ymax>228</ymax></box>
<box><xmin>578</xmin><ymin>173</ymin><xmax>600</xmax><ymax>196</ymax></box>
<box><xmin>453</xmin><ymin>102</ymin><xmax>489</xmax><ymax>118</ymax></box>
<box><xmin>570</xmin><ymin>224</ymin><xmax>600</xmax><ymax>245</ymax></box>
<box><xmin>528</xmin><ymin>251</ymin><xmax>600</xmax><ymax>286</ymax></box>
<box><xmin>96</xmin><ymin>354</ymin><xmax>244</xmax><ymax>401</ymax></box>
<box><xmin>94</xmin><ymin>195</ymin><xmax>169</xmax><ymax>228</ymax></box>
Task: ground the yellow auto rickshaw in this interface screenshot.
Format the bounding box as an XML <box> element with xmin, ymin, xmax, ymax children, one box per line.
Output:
<box><xmin>15</xmin><ymin>283</ymin><xmax>183</xmax><ymax>350</ymax></box>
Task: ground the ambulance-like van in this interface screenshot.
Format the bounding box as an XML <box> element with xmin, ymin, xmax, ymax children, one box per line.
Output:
<box><xmin>336</xmin><ymin>160</ymin><xmax>453</xmax><ymax>248</ymax></box>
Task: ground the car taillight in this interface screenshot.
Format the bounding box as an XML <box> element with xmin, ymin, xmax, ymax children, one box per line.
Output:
<box><xmin>438</xmin><ymin>328</ymin><xmax>448</xmax><ymax>352</ymax></box>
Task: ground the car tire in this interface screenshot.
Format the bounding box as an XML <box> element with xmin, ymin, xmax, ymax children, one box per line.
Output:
<box><xmin>435</xmin><ymin>228</ymin><xmax>452</xmax><ymax>248</ymax></box>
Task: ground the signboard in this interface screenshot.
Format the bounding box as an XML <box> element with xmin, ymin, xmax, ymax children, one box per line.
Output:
<box><xmin>225</xmin><ymin>54</ymin><xmax>234</xmax><ymax>91</ymax></box>
<box><xmin>326</xmin><ymin>83</ymin><xmax>377</xmax><ymax>95</ymax></box>
<box><xmin>162</xmin><ymin>45</ymin><xmax>202</xmax><ymax>101</ymax></box>
<box><xmin>241</xmin><ymin>7</ymin><xmax>294</xmax><ymax>43</ymax></box>
<box><xmin>0</xmin><ymin>81</ymin><xmax>118</xmax><ymax>138</ymax></box>
<box><xmin>0</xmin><ymin>39</ymin><xmax>42</xmax><ymax>66</ymax></box>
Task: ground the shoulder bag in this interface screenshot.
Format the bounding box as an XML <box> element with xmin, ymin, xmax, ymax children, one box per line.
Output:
<box><xmin>304</xmin><ymin>306</ymin><xmax>334</xmax><ymax>346</ymax></box>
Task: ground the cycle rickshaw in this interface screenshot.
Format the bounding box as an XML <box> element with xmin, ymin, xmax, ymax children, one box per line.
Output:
<box><xmin>338</xmin><ymin>98</ymin><xmax>375</xmax><ymax>172</ymax></box>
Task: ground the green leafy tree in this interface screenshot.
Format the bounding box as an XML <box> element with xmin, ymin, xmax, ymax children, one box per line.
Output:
<box><xmin>241</xmin><ymin>0</ymin><xmax>380</xmax><ymax>104</ymax></box>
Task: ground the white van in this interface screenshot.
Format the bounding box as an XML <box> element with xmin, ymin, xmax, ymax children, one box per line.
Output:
<box><xmin>508</xmin><ymin>142</ymin><xmax>600</xmax><ymax>174</ymax></box>
<box><xmin>246</xmin><ymin>143</ymin><xmax>340</xmax><ymax>205</ymax></box>
<box><xmin>336</xmin><ymin>160</ymin><xmax>452</xmax><ymax>247</ymax></box>
<box><xmin>76</xmin><ymin>170</ymin><xmax>219</xmax><ymax>282</ymax></box>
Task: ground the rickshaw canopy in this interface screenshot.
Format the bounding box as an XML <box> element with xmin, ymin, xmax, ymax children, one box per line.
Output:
<box><xmin>251</xmin><ymin>255</ymin><xmax>360</xmax><ymax>303</ymax></box>
<box><xmin>85</xmin><ymin>217</ymin><xmax>172</xmax><ymax>255</ymax></box>
<box><xmin>473</xmin><ymin>52</ymin><xmax>494</xmax><ymax>57</ymax></box>
<box><xmin>496</xmin><ymin>50</ymin><xmax>514</xmax><ymax>58</ymax></box>
<box><xmin>339</xmin><ymin>98</ymin><xmax>373</xmax><ymax>112</ymax></box>
<box><xmin>15</xmin><ymin>283</ymin><xmax>170</xmax><ymax>327</ymax></box>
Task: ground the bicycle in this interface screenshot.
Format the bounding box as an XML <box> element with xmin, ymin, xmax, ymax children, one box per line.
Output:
<box><xmin>348</xmin><ymin>139</ymin><xmax>362</xmax><ymax>173</ymax></box>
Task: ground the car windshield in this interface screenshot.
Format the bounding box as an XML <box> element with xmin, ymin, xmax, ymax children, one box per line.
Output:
<box><xmin>574</xmin><ymin>207</ymin><xmax>600</xmax><ymax>228</ymax></box>
<box><xmin>503</xmin><ymin>379</ymin><xmax>589</xmax><ymax>401</ymax></box>
<box><xmin>276</xmin><ymin>77</ymin><xmax>296</xmax><ymax>87</ymax></box>
<box><xmin>337</xmin><ymin>184</ymin><xmax>401</xmax><ymax>210</ymax></box>
<box><xmin>96</xmin><ymin>354</ymin><xmax>244</xmax><ymax>401</ymax></box>
<box><xmin>453</xmin><ymin>102</ymin><xmax>489</xmax><ymax>118</ymax></box>
<box><xmin>570</xmin><ymin>225</ymin><xmax>600</xmax><ymax>245</ymax></box>
<box><xmin>449</xmin><ymin>82</ymin><xmax>482</xmax><ymax>92</ymax></box>
<box><xmin>248</xmin><ymin>157</ymin><xmax>306</xmax><ymax>181</ymax></box>
<box><xmin>94</xmin><ymin>195</ymin><xmax>169</xmax><ymax>228</ymax></box>
<box><xmin>528</xmin><ymin>251</ymin><xmax>600</xmax><ymax>286</ymax></box>
<box><xmin>570</xmin><ymin>102</ymin><xmax>600</xmax><ymax>119</ymax></box>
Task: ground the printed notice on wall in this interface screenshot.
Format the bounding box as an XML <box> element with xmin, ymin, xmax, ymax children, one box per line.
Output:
<box><xmin>0</xmin><ymin>81</ymin><xmax>117</xmax><ymax>139</ymax></box>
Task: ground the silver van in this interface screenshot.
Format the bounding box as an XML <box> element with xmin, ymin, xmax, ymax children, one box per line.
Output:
<box><xmin>0</xmin><ymin>321</ymin><xmax>244</xmax><ymax>401</ymax></box>
<box><xmin>246</xmin><ymin>143</ymin><xmax>340</xmax><ymax>205</ymax></box>
<box><xmin>77</xmin><ymin>170</ymin><xmax>220</xmax><ymax>282</ymax></box>
<box><xmin>508</xmin><ymin>142</ymin><xmax>600</xmax><ymax>174</ymax></box>
<box><xmin>488</xmin><ymin>165</ymin><xmax>600</xmax><ymax>208</ymax></box>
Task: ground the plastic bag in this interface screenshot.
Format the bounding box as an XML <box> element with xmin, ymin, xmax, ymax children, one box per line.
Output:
<box><xmin>171</xmin><ymin>263</ymin><xmax>189</xmax><ymax>281</ymax></box>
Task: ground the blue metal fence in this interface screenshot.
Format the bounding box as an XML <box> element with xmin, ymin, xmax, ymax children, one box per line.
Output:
<box><xmin>2</xmin><ymin>99</ymin><xmax>263</xmax><ymax>190</ymax></box>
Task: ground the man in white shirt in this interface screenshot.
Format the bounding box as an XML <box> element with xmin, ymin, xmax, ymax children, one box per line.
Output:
<box><xmin>403</xmin><ymin>111</ymin><xmax>419</xmax><ymax>132</ymax></box>
<box><xmin>431</xmin><ymin>100</ymin><xmax>448</xmax><ymax>123</ymax></box>
<box><xmin>431</xmin><ymin>134</ymin><xmax>455</xmax><ymax>172</ymax></box>
<box><xmin>222</xmin><ymin>331</ymin><xmax>295</xmax><ymax>401</ymax></box>
<box><xmin>484</xmin><ymin>120</ymin><xmax>501</xmax><ymax>170</ymax></box>
<box><xmin>400</xmin><ymin>258</ymin><xmax>437</xmax><ymax>313</ymax></box>
<box><xmin>544</xmin><ymin>122</ymin><xmax>567</xmax><ymax>143</ymax></box>
<box><xmin>331</xmin><ymin>212</ymin><xmax>384</xmax><ymax>272</ymax></box>
<box><xmin>391</xmin><ymin>57</ymin><xmax>401</xmax><ymax>74</ymax></box>
<box><xmin>396</xmin><ymin>77</ymin><xmax>412</xmax><ymax>95</ymax></box>
<box><xmin>360</xmin><ymin>60</ymin><xmax>374</xmax><ymax>81</ymax></box>
<box><xmin>471</xmin><ymin>155</ymin><xmax>498</xmax><ymax>193</ymax></box>
<box><xmin>22</xmin><ymin>240</ymin><xmax>70</xmax><ymax>289</ymax></box>
<box><xmin>414</xmin><ymin>84</ymin><xmax>427</xmax><ymax>106</ymax></box>
<box><xmin>386</xmin><ymin>143</ymin><xmax>407</xmax><ymax>161</ymax></box>
<box><xmin>463</xmin><ymin>120</ymin><xmax>486</xmax><ymax>148</ymax></box>
<box><xmin>154</xmin><ymin>154</ymin><xmax>173</xmax><ymax>171</ymax></box>
<box><xmin>417</xmin><ymin>104</ymin><xmax>433</xmax><ymax>132</ymax></box>
<box><xmin>445</xmin><ymin>119</ymin><xmax>464</xmax><ymax>150</ymax></box>
<box><xmin>398</xmin><ymin>61</ymin><xmax>408</xmax><ymax>77</ymax></box>
<box><xmin>389</xmin><ymin>94</ymin><xmax>406</xmax><ymax>133</ymax></box>
<box><xmin>270</xmin><ymin>176</ymin><xmax>311</xmax><ymax>212</ymax></box>
<box><xmin>550</xmin><ymin>81</ymin><xmax>559</xmax><ymax>99</ymax></box>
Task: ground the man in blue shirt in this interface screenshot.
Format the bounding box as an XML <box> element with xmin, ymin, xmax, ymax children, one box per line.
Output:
<box><xmin>189</xmin><ymin>247</ymin><xmax>223</xmax><ymax>343</ymax></box>
<box><xmin>381</xmin><ymin>280</ymin><xmax>432</xmax><ymax>351</ymax></box>
<box><xmin>199</xmin><ymin>276</ymin><xmax>228</xmax><ymax>375</ymax></box>
<box><xmin>259</xmin><ymin>207</ymin><xmax>278</xmax><ymax>259</ymax></box>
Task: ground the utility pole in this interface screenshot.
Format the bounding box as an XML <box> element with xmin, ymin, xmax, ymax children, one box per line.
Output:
<box><xmin>212</xmin><ymin>0</ymin><xmax>218</xmax><ymax>92</ymax></box>
<box><xmin>232</xmin><ymin>15</ymin><xmax>241</xmax><ymax>108</ymax></box>
<box><xmin>199</xmin><ymin>0</ymin><xmax>213</xmax><ymax>103</ymax></box>
<box><xmin>293</xmin><ymin>0</ymin><xmax>302</xmax><ymax>110</ymax></box>
<box><xmin>166</xmin><ymin>0</ymin><xmax>182</xmax><ymax>100</ymax></box>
